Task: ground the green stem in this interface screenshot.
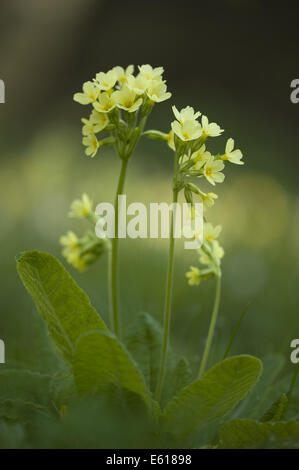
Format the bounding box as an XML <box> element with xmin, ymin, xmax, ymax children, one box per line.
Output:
<box><xmin>222</xmin><ymin>302</ymin><xmax>251</xmax><ymax>360</ymax></box>
<box><xmin>109</xmin><ymin>112</ymin><xmax>149</xmax><ymax>337</ymax></box>
<box><xmin>155</xmin><ymin>155</ymin><xmax>179</xmax><ymax>402</ymax></box>
<box><xmin>198</xmin><ymin>274</ymin><xmax>221</xmax><ymax>378</ymax></box>
<box><xmin>109</xmin><ymin>158</ymin><xmax>128</xmax><ymax>338</ymax></box>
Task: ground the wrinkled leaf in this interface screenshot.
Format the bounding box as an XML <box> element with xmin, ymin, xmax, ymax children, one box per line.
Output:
<box><xmin>16</xmin><ymin>250</ymin><xmax>106</xmax><ymax>365</ymax></box>
<box><xmin>161</xmin><ymin>355</ymin><xmax>262</xmax><ymax>445</ymax></box>
<box><xmin>126</xmin><ymin>313</ymin><xmax>192</xmax><ymax>406</ymax></box>
<box><xmin>0</xmin><ymin>369</ymin><xmax>54</xmax><ymax>421</ymax></box>
<box><xmin>126</xmin><ymin>312</ymin><xmax>175</xmax><ymax>395</ymax></box>
<box><xmin>232</xmin><ymin>353</ymin><xmax>285</xmax><ymax>420</ymax></box>
<box><xmin>74</xmin><ymin>329</ymin><xmax>153</xmax><ymax>410</ymax></box>
<box><xmin>50</xmin><ymin>371</ymin><xmax>78</xmax><ymax>409</ymax></box>
<box><xmin>261</xmin><ymin>393</ymin><xmax>288</xmax><ymax>422</ymax></box>
<box><xmin>218</xmin><ymin>419</ymin><xmax>299</xmax><ymax>449</ymax></box>
<box><xmin>126</xmin><ymin>312</ymin><xmax>165</xmax><ymax>394</ymax></box>
<box><xmin>162</xmin><ymin>357</ymin><xmax>193</xmax><ymax>407</ymax></box>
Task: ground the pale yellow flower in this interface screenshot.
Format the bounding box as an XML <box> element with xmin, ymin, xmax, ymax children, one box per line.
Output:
<box><xmin>204</xmin><ymin>156</ymin><xmax>225</xmax><ymax>185</ymax></box>
<box><xmin>73</xmin><ymin>81</ymin><xmax>99</xmax><ymax>105</ymax></box>
<box><xmin>82</xmin><ymin>133</ymin><xmax>100</xmax><ymax>157</ymax></box>
<box><xmin>214</xmin><ymin>240</ymin><xmax>225</xmax><ymax>259</ymax></box>
<box><xmin>114</xmin><ymin>86</ymin><xmax>143</xmax><ymax>112</ymax></box>
<box><xmin>222</xmin><ymin>138</ymin><xmax>244</xmax><ymax>165</ymax></box>
<box><xmin>113</xmin><ymin>65</ymin><xmax>134</xmax><ymax>84</ymax></box>
<box><xmin>171</xmin><ymin>119</ymin><xmax>202</xmax><ymax>142</ymax></box>
<box><xmin>198</xmin><ymin>249</ymin><xmax>211</xmax><ymax>266</ymax></box>
<box><xmin>167</xmin><ymin>130</ymin><xmax>175</xmax><ymax>150</ymax></box>
<box><xmin>201</xmin><ymin>115</ymin><xmax>223</xmax><ymax>137</ymax></box>
<box><xmin>186</xmin><ymin>266</ymin><xmax>201</xmax><ymax>286</ymax></box>
<box><xmin>127</xmin><ymin>74</ymin><xmax>150</xmax><ymax>95</ymax></box>
<box><xmin>200</xmin><ymin>191</ymin><xmax>218</xmax><ymax>208</ymax></box>
<box><xmin>95</xmin><ymin>70</ymin><xmax>117</xmax><ymax>91</ymax></box>
<box><xmin>93</xmin><ymin>91</ymin><xmax>116</xmax><ymax>113</ymax></box>
<box><xmin>204</xmin><ymin>222</ymin><xmax>222</xmax><ymax>241</ymax></box>
<box><xmin>191</xmin><ymin>144</ymin><xmax>212</xmax><ymax>169</ymax></box>
<box><xmin>146</xmin><ymin>80</ymin><xmax>171</xmax><ymax>103</ymax></box>
<box><xmin>60</xmin><ymin>232</ymin><xmax>87</xmax><ymax>272</ymax></box>
<box><xmin>60</xmin><ymin>231</ymin><xmax>78</xmax><ymax>250</ymax></box>
<box><xmin>81</xmin><ymin>118</ymin><xmax>96</xmax><ymax>136</ymax></box>
<box><xmin>89</xmin><ymin>109</ymin><xmax>109</xmax><ymax>132</ymax></box>
<box><xmin>172</xmin><ymin>105</ymin><xmax>201</xmax><ymax>124</ymax></box>
<box><xmin>199</xmin><ymin>240</ymin><xmax>224</xmax><ymax>266</ymax></box>
<box><xmin>138</xmin><ymin>64</ymin><xmax>164</xmax><ymax>81</ymax></box>
<box><xmin>66</xmin><ymin>251</ymin><xmax>86</xmax><ymax>272</ymax></box>
<box><xmin>81</xmin><ymin>111</ymin><xmax>108</xmax><ymax>136</ymax></box>
<box><xmin>69</xmin><ymin>194</ymin><xmax>93</xmax><ymax>219</ymax></box>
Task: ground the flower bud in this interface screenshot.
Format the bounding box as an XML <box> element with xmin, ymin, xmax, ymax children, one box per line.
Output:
<box><xmin>143</xmin><ymin>130</ymin><xmax>168</xmax><ymax>141</ymax></box>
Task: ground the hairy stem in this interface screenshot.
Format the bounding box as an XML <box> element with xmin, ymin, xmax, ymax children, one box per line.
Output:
<box><xmin>198</xmin><ymin>274</ymin><xmax>222</xmax><ymax>378</ymax></box>
<box><xmin>109</xmin><ymin>158</ymin><xmax>128</xmax><ymax>338</ymax></box>
<box><xmin>155</xmin><ymin>155</ymin><xmax>179</xmax><ymax>402</ymax></box>
<box><xmin>109</xmin><ymin>112</ymin><xmax>149</xmax><ymax>338</ymax></box>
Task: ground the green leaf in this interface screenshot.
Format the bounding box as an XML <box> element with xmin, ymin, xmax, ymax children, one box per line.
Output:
<box><xmin>161</xmin><ymin>355</ymin><xmax>262</xmax><ymax>445</ymax></box>
<box><xmin>50</xmin><ymin>371</ymin><xmax>78</xmax><ymax>409</ymax></box>
<box><xmin>0</xmin><ymin>400</ymin><xmax>49</xmax><ymax>422</ymax></box>
<box><xmin>218</xmin><ymin>419</ymin><xmax>299</xmax><ymax>449</ymax></box>
<box><xmin>74</xmin><ymin>330</ymin><xmax>153</xmax><ymax>410</ymax></box>
<box><xmin>16</xmin><ymin>250</ymin><xmax>106</xmax><ymax>365</ymax></box>
<box><xmin>162</xmin><ymin>357</ymin><xmax>193</xmax><ymax>407</ymax></box>
<box><xmin>266</xmin><ymin>371</ymin><xmax>299</xmax><ymax>419</ymax></box>
<box><xmin>261</xmin><ymin>393</ymin><xmax>288</xmax><ymax>422</ymax></box>
<box><xmin>233</xmin><ymin>353</ymin><xmax>285</xmax><ymax>420</ymax></box>
<box><xmin>0</xmin><ymin>420</ymin><xmax>25</xmax><ymax>449</ymax></box>
<box><xmin>126</xmin><ymin>312</ymin><xmax>174</xmax><ymax>395</ymax></box>
<box><xmin>0</xmin><ymin>369</ymin><xmax>54</xmax><ymax>421</ymax></box>
<box><xmin>126</xmin><ymin>313</ymin><xmax>191</xmax><ymax>406</ymax></box>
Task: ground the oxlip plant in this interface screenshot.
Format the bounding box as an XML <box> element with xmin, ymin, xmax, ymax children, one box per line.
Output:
<box><xmin>11</xmin><ymin>64</ymin><xmax>299</xmax><ymax>449</ymax></box>
<box><xmin>145</xmin><ymin>106</ymin><xmax>244</xmax><ymax>401</ymax></box>
<box><xmin>71</xmin><ymin>64</ymin><xmax>171</xmax><ymax>338</ymax></box>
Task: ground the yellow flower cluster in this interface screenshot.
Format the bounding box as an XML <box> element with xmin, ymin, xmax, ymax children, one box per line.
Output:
<box><xmin>180</xmin><ymin>121</ymin><xmax>242</xmax><ymax>285</ymax></box>
<box><xmin>167</xmin><ymin>106</ymin><xmax>243</xmax><ymax>187</ymax></box>
<box><xmin>60</xmin><ymin>231</ymin><xmax>87</xmax><ymax>272</ymax></box>
<box><xmin>60</xmin><ymin>194</ymin><xmax>109</xmax><ymax>271</ymax></box>
<box><xmin>142</xmin><ymin>100</ymin><xmax>244</xmax><ymax>289</ymax></box>
<box><xmin>74</xmin><ymin>64</ymin><xmax>171</xmax><ymax>158</ymax></box>
<box><xmin>186</xmin><ymin>222</ymin><xmax>224</xmax><ymax>286</ymax></box>
<box><xmin>171</xmin><ymin>105</ymin><xmax>223</xmax><ymax>143</ymax></box>
<box><xmin>186</xmin><ymin>266</ymin><xmax>201</xmax><ymax>286</ymax></box>
<box><xmin>68</xmin><ymin>193</ymin><xmax>93</xmax><ymax>219</ymax></box>
<box><xmin>221</xmin><ymin>138</ymin><xmax>244</xmax><ymax>165</ymax></box>
<box><xmin>71</xmin><ymin>67</ymin><xmax>243</xmax><ymax>284</ymax></box>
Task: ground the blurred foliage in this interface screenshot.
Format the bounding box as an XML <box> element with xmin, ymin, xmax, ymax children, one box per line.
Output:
<box><xmin>0</xmin><ymin>0</ymin><xmax>299</xmax><ymax>448</ymax></box>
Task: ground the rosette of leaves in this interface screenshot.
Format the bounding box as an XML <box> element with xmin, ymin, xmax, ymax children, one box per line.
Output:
<box><xmin>7</xmin><ymin>250</ymin><xmax>277</xmax><ymax>447</ymax></box>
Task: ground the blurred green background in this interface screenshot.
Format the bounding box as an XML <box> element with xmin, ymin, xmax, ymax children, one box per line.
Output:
<box><xmin>0</xmin><ymin>0</ymin><xmax>299</xmax><ymax>378</ymax></box>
